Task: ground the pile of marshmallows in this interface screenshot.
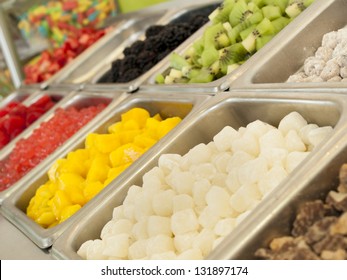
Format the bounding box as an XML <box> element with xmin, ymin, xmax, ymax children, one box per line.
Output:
<box><xmin>78</xmin><ymin>112</ymin><xmax>333</xmax><ymax>260</ymax></box>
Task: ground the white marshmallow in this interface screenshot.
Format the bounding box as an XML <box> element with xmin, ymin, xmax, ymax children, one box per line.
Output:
<box><xmin>147</xmin><ymin>216</ymin><xmax>172</xmax><ymax>237</ymax></box>
<box><xmin>103</xmin><ymin>234</ymin><xmax>130</xmax><ymax>258</ymax></box>
<box><xmin>152</xmin><ymin>189</ymin><xmax>175</xmax><ymax>216</ymax></box>
<box><xmin>213</xmin><ymin>126</ymin><xmax>239</xmax><ymax>152</ymax></box>
<box><xmin>173</xmin><ymin>194</ymin><xmax>194</xmax><ymax>213</ymax></box>
<box><xmin>171</xmin><ymin>209</ymin><xmax>199</xmax><ymax>235</ymax></box>
<box><xmin>278</xmin><ymin>111</ymin><xmax>308</xmax><ymax>135</ymax></box>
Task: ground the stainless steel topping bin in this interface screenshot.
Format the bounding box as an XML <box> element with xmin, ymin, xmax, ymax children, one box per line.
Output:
<box><xmin>231</xmin><ymin>0</ymin><xmax>347</xmax><ymax>90</ymax></box>
<box><xmin>50</xmin><ymin>90</ymin><xmax>346</xmax><ymax>259</ymax></box>
<box><xmin>0</xmin><ymin>89</ymin><xmax>124</xmax><ymax>204</ymax></box>
<box><xmin>1</xmin><ymin>91</ymin><xmax>210</xmax><ymax>249</ymax></box>
<box><xmin>47</xmin><ymin>0</ymin><xmax>221</xmax><ymax>92</ymax></box>
<box><xmin>141</xmin><ymin>0</ymin><xmax>324</xmax><ymax>93</ymax></box>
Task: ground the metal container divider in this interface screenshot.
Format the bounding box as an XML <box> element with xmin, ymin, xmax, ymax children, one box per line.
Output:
<box><xmin>0</xmin><ymin>91</ymin><xmax>210</xmax><ymax>249</ymax></box>
<box><xmin>0</xmin><ymin>88</ymin><xmax>78</xmax><ymax>159</ymax></box>
<box><xmin>207</xmin><ymin>101</ymin><xmax>347</xmax><ymax>260</ymax></box>
<box><xmin>50</xmin><ymin>90</ymin><xmax>345</xmax><ymax>259</ymax></box>
<box><xmin>230</xmin><ymin>0</ymin><xmax>347</xmax><ymax>91</ymax></box>
<box><xmin>81</xmin><ymin>0</ymin><xmax>222</xmax><ymax>93</ymax></box>
<box><xmin>140</xmin><ymin>0</ymin><xmax>324</xmax><ymax>94</ymax></box>
<box><xmin>0</xmin><ymin>90</ymin><xmax>127</xmax><ymax>205</ymax></box>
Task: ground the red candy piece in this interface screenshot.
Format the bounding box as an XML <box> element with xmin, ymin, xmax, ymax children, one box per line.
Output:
<box><xmin>0</xmin><ymin>103</ymin><xmax>107</xmax><ymax>191</ymax></box>
<box><xmin>0</xmin><ymin>95</ymin><xmax>56</xmax><ymax>150</ymax></box>
<box><xmin>24</xmin><ymin>28</ymin><xmax>106</xmax><ymax>85</ymax></box>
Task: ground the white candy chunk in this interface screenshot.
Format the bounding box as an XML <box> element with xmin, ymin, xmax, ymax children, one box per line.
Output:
<box><xmin>258</xmin><ymin>165</ymin><xmax>288</xmax><ymax>196</ymax></box>
<box><xmin>123</xmin><ymin>185</ymin><xmax>142</xmax><ymax>206</ymax></box>
<box><xmin>226</xmin><ymin>169</ymin><xmax>241</xmax><ymax>194</ymax></box>
<box><xmin>142</xmin><ymin>173</ymin><xmax>164</xmax><ymax>194</ymax></box>
<box><xmin>238</xmin><ymin>157</ymin><xmax>268</xmax><ymax>186</ymax></box>
<box><xmin>285</xmin><ymin>130</ymin><xmax>307</xmax><ymax>152</ymax></box>
<box><xmin>166</xmin><ymin>170</ymin><xmax>194</xmax><ymax>195</ymax></box>
<box><xmin>211</xmin><ymin>173</ymin><xmax>228</xmax><ymax>189</ymax></box>
<box><xmin>299</xmin><ymin>124</ymin><xmax>319</xmax><ymax>145</ymax></box>
<box><xmin>205</xmin><ymin>186</ymin><xmax>232</xmax><ymax>217</ymax></box>
<box><xmin>307</xmin><ymin>126</ymin><xmax>333</xmax><ymax>147</ymax></box>
<box><xmin>158</xmin><ymin>154</ymin><xmax>182</xmax><ymax>175</ymax></box>
<box><xmin>146</xmin><ymin>235</ymin><xmax>174</xmax><ymax>256</ymax></box>
<box><xmin>226</xmin><ymin>151</ymin><xmax>254</xmax><ymax>173</ymax></box>
<box><xmin>231</xmin><ymin>131</ymin><xmax>259</xmax><ymax>156</ymax></box>
<box><xmin>259</xmin><ymin>129</ymin><xmax>286</xmax><ymax>151</ymax></box>
<box><xmin>198</xmin><ymin>206</ymin><xmax>221</xmax><ymax>229</ymax></box>
<box><xmin>112</xmin><ymin>205</ymin><xmax>125</xmax><ymax>220</ymax></box>
<box><xmin>173</xmin><ymin>194</ymin><xmax>194</xmax><ymax>213</ymax></box>
<box><xmin>103</xmin><ymin>234</ymin><xmax>130</xmax><ymax>258</ymax></box>
<box><xmin>134</xmin><ymin>192</ymin><xmax>154</xmax><ymax>222</ymax></box>
<box><xmin>192</xmin><ymin>229</ymin><xmax>216</xmax><ymax>257</ymax></box>
<box><xmin>147</xmin><ymin>216</ymin><xmax>172</xmax><ymax>237</ymax></box>
<box><xmin>86</xmin><ymin>239</ymin><xmax>107</xmax><ymax>260</ymax></box>
<box><xmin>128</xmin><ymin>239</ymin><xmax>147</xmax><ymax>260</ymax></box>
<box><xmin>213</xmin><ymin>237</ymin><xmax>225</xmax><ymax>249</ymax></box>
<box><xmin>101</xmin><ymin>219</ymin><xmax>133</xmax><ymax>239</ymax></box>
<box><xmin>246</xmin><ymin>120</ymin><xmax>275</xmax><ymax>138</ymax></box>
<box><xmin>212</xmin><ymin>152</ymin><xmax>232</xmax><ymax>173</ymax></box>
<box><xmin>214</xmin><ymin>218</ymin><xmax>236</xmax><ymax>237</ymax></box>
<box><xmin>192</xmin><ymin>179</ymin><xmax>211</xmax><ymax>207</ymax></box>
<box><xmin>285</xmin><ymin>151</ymin><xmax>310</xmax><ymax>173</ymax></box>
<box><xmin>150</xmin><ymin>251</ymin><xmax>177</xmax><ymax>260</ymax></box>
<box><xmin>171</xmin><ymin>209</ymin><xmax>199</xmax><ymax>235</ymax></box>
<box><xmin>278</xmin><ymin>112</ymin><xmax>308</xmax><ymax>135</ymax></box>
<box><xmin>260</xmin><ymin>148</ymin><xmax>288</xmax><ymax>168</ymax></box>
<box><xmin>185</xmin><ymin>143</ymin><xmax>212</xmax><ymax>164</ymax></box>
<box><xmin>100</xmin><ymin>220</ymin><xmax>116</xmax><ymax>239</ymax></box>
<box><xmin>77</xmin><ymin>240</ymin><xmax>93</xmax><ymax>259</ymax></box>
<box><xmin>229</xmin><ymin>184</ymin><xmax>261</xmax><ymax>213</ymax></box>
<box><xmin>152</xmin><ymin>189</ymin><xmax>175</xmax><ymax>216</ymax></box>
<box><xmin>131</xmin><ymin>220</ymin><xmax>148</xmax><ymax>240</ymax></box>
<box><xmin>207</xmin><ymin>141</ymin><xmax>218</xmax><ymax>154</ymax></box>
<box><xmin>235</xmin><ymin>210</ymin><xmax>252</xmax><ymax>226</ymax></box>
<box><xmin>213</xmin><ymin>126</ymin><xmax>239</xmax><ymax>152</ymax></box>
<box><xmin>123</xmin><ymin>204</ymin><xmax>135</xmax><ymax>222</ymax></box>
<box><xmin>177</xmin><ymin>248</ymin><xmax>203</xmax><ymax>260</ymax></box>
<box><xmin>174</xmin><ymin>231</ymin><xmax>199</xmax><ymax>253</ymax></box>
<box><xmin>190</xmin><ymin>163</ymin><xmax>217</xmax><ymax>180</ymax></box>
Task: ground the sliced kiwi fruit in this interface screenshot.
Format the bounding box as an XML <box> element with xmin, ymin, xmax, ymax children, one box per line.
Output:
<box><xmin>229</xmin><ymin>0</ymin><xmax>261</xmax><ymax>27</ymax></box>
<box><xmin>271</xmin><ymin>16</ymin><xmax>291</xmax><ymax>33</ymax></box>
<box><xmin>201</xmin><ymin>46</ymin><xmax>219</xmax><ymax>67</ymax></box>
<box><xmin>189</xmin><ymin>67</ymin><xmax>215</xmax><ymax>83</ymax></box>
<box><xmin>169</xmin><ymin>52</ymin><xmax>190</xmax><ymax>70</ymax></box>
<box><xmin>241</xmin><ymin>17</ymin><xmax>275</xmax><ymax>53</ymax></box>
<box><xmin>209</xmin><ymin>0</ymin><xmax>236</xmax><ymax>24</ymax></box>
<box><xmin>261</xmin><ymin>5</ymin><xmax>282</xmax><ymax>20</ymax></box>
<box><xmin>255</xmin><ymin>34</ymin><xmax>274</xmax><ymax>50</ymax></box>
<box><xmin>218</xmin><ymin>43</ymin><xmax>248</xmax><ymax>74</ymax></box>
<box><xmin>285</xmin><ymin>0</ymin><xmax>314</xmax><ymax>18</ymax></box>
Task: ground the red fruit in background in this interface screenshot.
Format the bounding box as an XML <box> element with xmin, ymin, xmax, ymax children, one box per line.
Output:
<box><xmin>0</xmin><ymin>130</ymin><xmax>9</xmax><ymax>149</ymax></box>
<box><xmin>3</xmin><ymin>115</ymin><xmax>26</xmax><ymax>139</ymax></box>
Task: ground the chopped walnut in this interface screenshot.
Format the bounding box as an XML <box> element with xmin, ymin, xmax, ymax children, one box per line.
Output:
<box><xmin>255</xmin><ymin>237</ymin><xmax>320</xmax><ymax>260</ymax></box>
<box><xmin>321</xmin><ymin>249</ymin><xmax>347</xmax><ymax>260</ymax></box>
<box><xmin>337</xmin><ymin>164</ymin><xmax>347</xmax><ymax>193</ymax></box>
<box><xmin>292</xmin><ymin>201</ymin><xmax>328</xmax><ymax>237</ymax></box>
<box><xmin>305</xmin><ymin>216</ymin><xmax>338</xmax><ymax>245</ymax></box>
<box><xmin>326</xmin><ymin>191</ymin><xmax>347</xmax><ymax>212</ymax></box>
<box><xmin>330</xmin><ymin>212</ymin><xmax>347</xmax><ymax>235</ymax></box>
<box><xmin>312</xmin><ymin>234</ymin><xmax>347</xmax><ymax>255</ymax></box>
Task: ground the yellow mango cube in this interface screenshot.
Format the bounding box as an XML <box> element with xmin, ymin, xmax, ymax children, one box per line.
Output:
<box><xmin>94</xmin><ymin>134</ymin><xmax>121</xmax><ymax>154</ymax></box>
<box><xmin>121</xmin><ymin>108</ymin><xmax>150</xmax><ymax>128</ymax></box>
<box><xmin>118</xmin><ymin>129</ymin><xmax>142</xmax><ymax>145</ymax></box>
<box><xmin>145</xmin><ymin>118</ymin><xmax>161</xmax><ymax>139</ymax></box>
<box><xmin>108</xmin><ymin>122</ymin><xmax>123</xmax><ymax>134</ymax></box>
<box><xmin>156</xmin><ymin>117</ymin><xmax>182</xmax><ymax>139</ymax></box>
<box><xmin>36</xmin><ymin>211</ymin><xmax>56</xmax><ymax>228</ymax></box>
<box><xmin>134</xmin><ymin>135</ymin><xmax>157</xmax><ymax>149</ymax></box>
<box><xmin>51</xmin><ymin>190</ymin><xmax>72</xmax><ymax>220</ymax></box>
<box><xmin>60</xmin><ymin>205</ymin><xmax>81</xmax><ymax>223</ymax></box>
<box><xmin>123</xmin><ymin>119</ymin><xmax>141</xmax><ymax>130</ymax></box>
<box><xmin>86</xmin><ymin>157</ymin><xmax>111</xmax><ymax>183</ymax></box>
<box><xmin>83</xmin><ymin>181</ymin><xmax>105</xmax><ymax>201</ymax></box>
<box><xmin>109</xmin><ymin>143</ymin><xmax>144</xmax><ymax>167</ymax></box>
